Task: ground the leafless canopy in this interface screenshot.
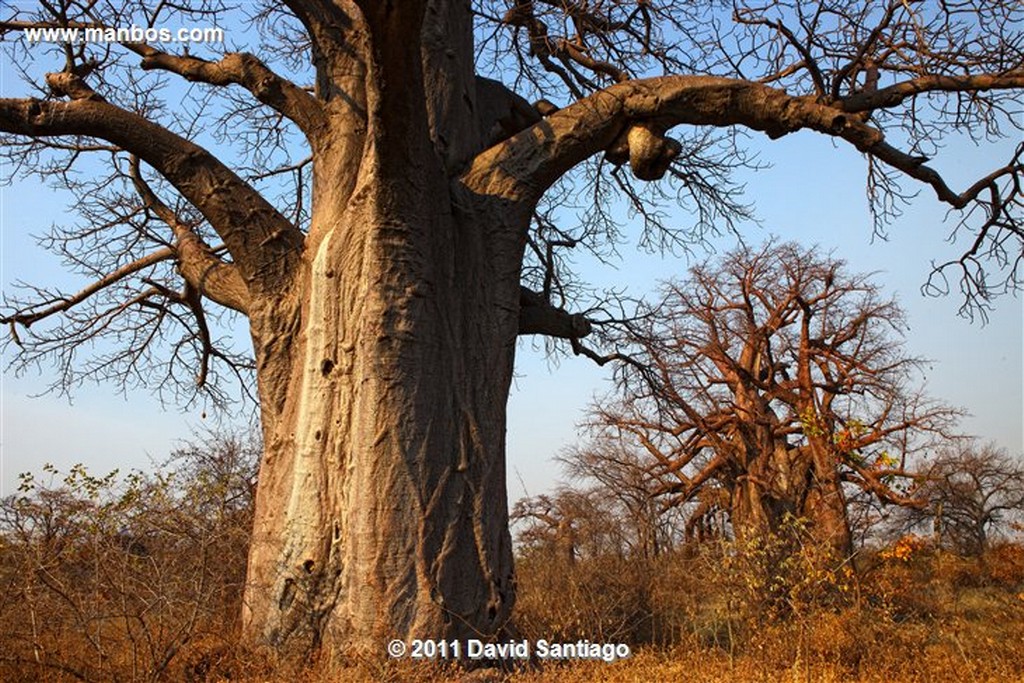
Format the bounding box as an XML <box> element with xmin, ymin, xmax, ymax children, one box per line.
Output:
<box><xmin>0</xmin><ymin>1</ymin><xmax>1020</xmax><ymax>406</ymax></box>
<box><xmin>585</xmin><ymin>242</ymin><xmax>962</xmax><ymax>545</ymax></box>
<box><xmin>891</xmin><ymin>442</ymin><xmax>1024</xmax><ymax>555</ymax></box>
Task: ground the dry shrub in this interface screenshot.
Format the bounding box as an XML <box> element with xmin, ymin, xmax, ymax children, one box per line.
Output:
<box><xmin>0</xmin><ymin>433</ymin><xmax>257</xmax><ymax>682</ymax></box>
<box><xmin>514</xmin><ymin>549</ymin><xmax>655</xmax><ymax>645</ymax></box>
<box><xmin>1</xmin><ymin>442</ymin><xmax>1021</xmax><ymax>682</ymax></box>
<box><xmin>860</xmin><ymin>540</ymin><xmax>944</xmax><ymax>620</ymax></box>
<box><xmin>982</xmin><ymin>541</ymin><xmax>1024</xmax><ymax>587</ymax></box>
<box><xmin>515</xmin><ymin>517</ymin><xmax>859</xmax><ymax>654</ymax></box>
<box><xmin>859</xmin><ymin>535</ymin><xmax>1024</xmax><ymax>622</ymax></box>
<box><xmin>514</xmin><ymin>525</ymin><xmax>1024</xmax><ymax>682</ymax></box>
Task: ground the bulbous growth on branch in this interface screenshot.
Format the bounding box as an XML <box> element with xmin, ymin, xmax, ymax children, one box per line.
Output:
<box><xmin>604</xmin><ymin>122</ymin><xmax>682</xmax><ymax>180</ymax></box>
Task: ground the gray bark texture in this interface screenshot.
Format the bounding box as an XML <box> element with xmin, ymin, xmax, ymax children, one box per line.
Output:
<box><xmin>0</xmin><ymin>0</ymin><xmax>1021</xmax><ymax>663</ymax></box>
<box><xmin>241</xmin><ymin>2</ymin><xmax>526</xmax><ymax>654</ymax></box>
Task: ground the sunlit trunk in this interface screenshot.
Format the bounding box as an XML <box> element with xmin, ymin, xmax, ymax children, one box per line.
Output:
<box><xmin>730</xmin><ymin>439</ymin><xmax>852</xmax><ymax>556</ymax></box>
<box><xmin>242</xmin><ymin>167</ymin><xmax>522</xmax><ymax>656</ymax></box>
<box><xmin>240</xmin><ymin>6</ymin><xmax>527</xmax><ymax>651</ymax></box>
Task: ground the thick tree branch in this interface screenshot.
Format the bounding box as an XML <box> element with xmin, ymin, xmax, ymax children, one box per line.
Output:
<box><xmin>842</xmin><ymin>465</ymin><xmax>927</xmax><ymax>509</ymax></box>
<box><xmin>0</xmin><ymin>19</ymin><xmax>325</xmax><ymax>139</ymax></box>
<box><xmin>463</xmin><ymin>73</ymin><xmax>1024</xmax><ymax>214</ymax></box>
<box><xmin>43</xmin><ymin>71</ymin><xmax>104</xmax><ymax>102</ymax></box>
<box><xmin>129</xmin><ymin>157</ymin><xmax>250</xmax><ymax>315</ymax></box>
<box><xmin>0</xmin><ymin>94</ymin><xmax>304</xmax><ymax>295</ymax></box>
<box><xmin>656</xmin><ymin>454</ymin><xmax>728</xmax><ymax>505</ymax></box>
<box><xmin>517</xmin><ymin>286</ymin><xmax>591</xmax><ymax>339</ymax></box>
<box><xmin>126</xmin><ymin>47</ymin><xmax>327</xmax><ymax>141</ymax></box>
<box><xmin>569</xmin><ymin>338</ymin><xmax>644</xmax><ymax>369</ymax></box>
<box><xmin>838</xmin><ymin>72</ymin><xmax>1024</xmax><ymax>114</ymax></box>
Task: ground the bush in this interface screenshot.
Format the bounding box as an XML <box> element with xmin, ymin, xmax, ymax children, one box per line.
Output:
<box><xmin>513</xmin><ymin>526</ymin><xmax>1024</xmax><ymax>682</ymax></box>
<box><xmin>515</xmin><ymin>517</ymin><xmax>858</xmax><ymax>654</ymax></box>
<box><xmin>1</xmin><ymin>435</ymin><xmax>1021</xmax><ymax>682</ymax></box>
<box><xmin>514</xmin><ymin>549</ymin><xmax>656</xmax><ymax>645</ymax></box>
<box><xmin>0</xmin><ymin>432</ymin><xmax>257</xmax><ymax>682</ymax></box>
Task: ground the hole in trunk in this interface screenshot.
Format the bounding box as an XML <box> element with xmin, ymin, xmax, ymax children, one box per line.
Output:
<box><xmin>320</xmin><ymin>358</ymin><xmax>335</xmax><ymax>375</ymax></box>
<box><xmin>279</xmin><ymin>579</ymin><xmax>296</xmax><ymax>610</ymax></box>
<box><xmin>303</xmin><ymin>559</ymin><xmax>315</xmax><ymax>573</ymax></box>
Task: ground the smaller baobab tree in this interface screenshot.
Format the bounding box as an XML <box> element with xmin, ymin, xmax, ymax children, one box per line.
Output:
<box><xmin>556</xmin><ymin>435</ymin><xmax>687</xmax><ymax>560</ymax></box>
<box><xmin>510</xmin><ymin>481</ymin><xmax>678</xmax><ymax>644</ymax></box>
<box><xmin>512</xmin><ymin>488</ymin><xmax>621</xmax><ymax>564</ymax></box>
<box><xmin>891</xmin><ymin>442</ymin><xmax>1024</xmax><ymax>556</ymax></box>
<box><xmin>589</xmin><ymin>241</ymin><xmax>961</xmax><ymax>556</ymax></box>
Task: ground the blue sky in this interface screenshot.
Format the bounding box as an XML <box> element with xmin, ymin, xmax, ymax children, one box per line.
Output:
<box><xmin>506</xmin><ymin>129</ymin><xmax>1022</xmax><ymax>499</ymax></box>
<box><xmin>1</xmin><ymin>53</ymin><xmax>1021</xmax><ymax>499</ymax></box>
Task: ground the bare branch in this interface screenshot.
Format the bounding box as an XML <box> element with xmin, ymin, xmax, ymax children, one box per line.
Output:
<box><xmin>0</xmin><ymin>17</ymin><xmax>325</xmax><ymax>138</ymax></box>
<box><xmin>128</xmin><ymin>47</ymin><xmax>327</xmax><ymax>141</ymax></box>
<box><xmin>0</xmin><ymin>95</ymin><xmax>303</xmax><ymax>293</ymax></box>
<box><xmin>129</xmin><ymin>156</ymin><xmax>250</xmax><ymax>314</ymax></box>
<box><xmin>579</xmin><ymin>241</ymin><xmax>961</xmax><ymax>548</ymax></box>
<box><xmin>1</xmin><ymin>248</ymin><xmax>175</xmax><ymax>328</ymax></box>
<box><xmin>839</xmin><ymin>72</ymin><xmax>1024</xmax><ymax>115</ymax></box>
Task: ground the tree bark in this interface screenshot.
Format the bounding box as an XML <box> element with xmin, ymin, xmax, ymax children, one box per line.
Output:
<box><xmin>726</xmin><ymin>364</ymin><xmax>851</xmax><ymax>554</ymax></box>
<box><xmin>729</xmin><ymin>440</ymin><xmax>852</xmax><ymax>556</ymax></box>
<box><xmin>242</xmin><ymin>159</ymin><xmax>524</xmax><ymax>657</ymax></box>
<box><xmin>236</xmin><ymin>2</ymin><xmax>528</xmax><ymax>657</ymax></box>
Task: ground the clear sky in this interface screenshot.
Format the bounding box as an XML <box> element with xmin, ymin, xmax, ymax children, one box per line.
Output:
<box><xmin>1</xmin><ymin>54</ymin><xmax>1021</xmax><ymax>500</ymax></box>
<box><xmin>506</xmin><ymin>129</ymin><xmax>1023</xmax><ymax>500</ymax></box>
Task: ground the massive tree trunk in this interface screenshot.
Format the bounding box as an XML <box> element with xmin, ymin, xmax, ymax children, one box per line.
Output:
<box><xmin>241</xmin><ymin>3</ymin><xmax>523</xmax><ymax>656</ymax></box>
<box><xmin>243</xmin><ymin>197</ymin><xmax>521</xmax><ymax>655</ymax></box>
<box><xmin>801</xmin><ymin>442</ymin><xmax>853</xmax><ymax>555</ymax></box>
<box><xmin>729</xmin><ymin>439</ymin><xmax>852</xmax><ymax>556</ymax></box>
<box><xmin>727</xmin><ymin>370</ymin><xmax>851</xmax><ymax>555</ymax></box>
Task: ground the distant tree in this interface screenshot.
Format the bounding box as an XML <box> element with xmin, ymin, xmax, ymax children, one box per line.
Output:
<box><xmin>513</xmin><ymin>488</ymin><xmax>614</xmax><ymax>563</ymax></box>
<box><xmin>514</xmin><ymin>442</ymin><xmax>688</xmax><ymax>562</ymax></box>
<box><xmin>561</xmin><ymin>430</ymin><xmax>732</xmax><ymax>547</ymax></box>
<box><xmin>557</xmin><ymin>435</ymin><xmax>684</xmax><ymax>559</ymax></box>
<box><xmin>0</xmin><ymin>432</ymin><xmax>258</xmax><ymax>682</ymax></box>
<box><xmin>589</xmin><ymin>242</ymin><xmax>961</xmax><ymax>555</ymax></box>
<box><xmin>510</xmin><ymin>485</ymin><xmax>661</xmax><ymax>643</ymax></box>
<box><xmin>1</xmin><ymin>0</ymin><xmax>1020</xmax><ymax>656</ymax></box>
<box><xmin>892</xmin><ymin>443</ymin><xmax>1024</xmax><ymax>555</ymax></box>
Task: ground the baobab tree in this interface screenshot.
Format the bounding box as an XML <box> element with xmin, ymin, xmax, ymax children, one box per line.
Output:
<box><xmin>556</xmin><ymin>433</ymin><xmax>685</xmax><ymax>559</ymax></box>
<box><xmin>892</xmin><ymin>442</ymin><xmax>1024</xmax><ymax>555</ymax></box>
<box><xmin>586</xmin><ymin>242</ymin><xmax>962</xmax><ymax>555</ymax></box>
<box><xmin>0</xmin><ymin>0</ymin><xmax>1021</xmax><ymax>660</ymax></box>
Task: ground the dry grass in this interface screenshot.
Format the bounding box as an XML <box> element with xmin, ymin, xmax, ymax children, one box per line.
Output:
<box><xmin>165</xmin><ymin>541</ymin><xmax>1024</xmax><ymax>683</ymax></box>
<box><xmin>3</xmin><ymin>459</ymin><xmax>1022</xmax><ymax>682</ymax></box>
<box><xmin>502</xmin><ymin>539</ymin><xmax>1024</xmax><ymax>683</ymax></box>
